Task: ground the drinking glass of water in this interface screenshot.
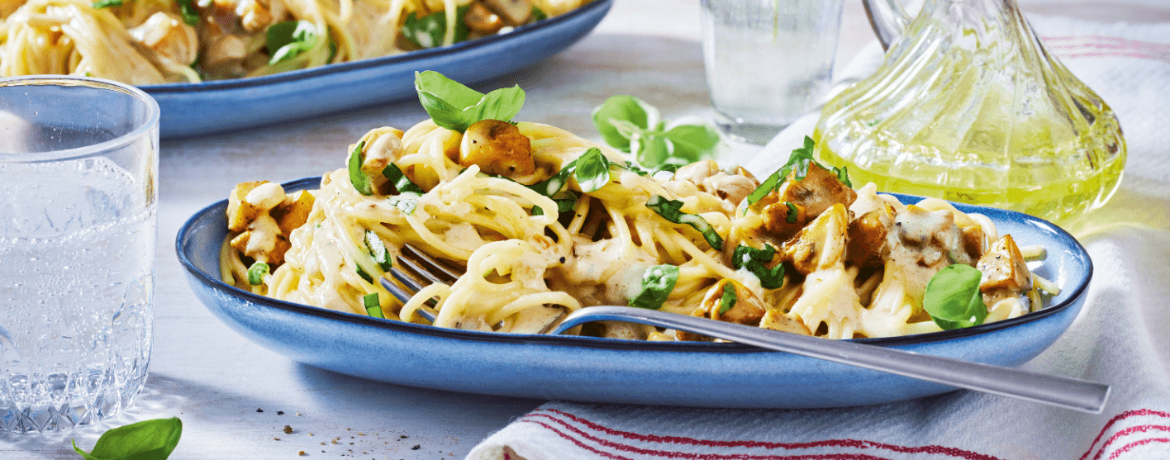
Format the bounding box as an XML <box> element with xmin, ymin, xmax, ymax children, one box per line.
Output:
<box><xmin>701</xmin><ymin>0</ymin><xmax>844</xmax><ymax>144</ymax></box>
<box><xmin>0</xmin><ymin>77</ymin><xmax>159</xmax><ymax>432</ymax></box>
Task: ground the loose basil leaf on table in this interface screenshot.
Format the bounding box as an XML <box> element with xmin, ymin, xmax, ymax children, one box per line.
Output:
<box><xmin>923</xmin><ymin>264</ymin><xmax>989</xmax><ymax>330</ymax></box>
<box><xmin>402</xmin><ymin>5</ymin><xmax>471</xmax><ymax>48</ymax></box>
<box><xmin>415</xmin><ymin>71</ymin><xmax>525</xmax><ymax>132</ymax></box>
<box><xmin>266</xmin><ymin>20</ymin><xmax>319</xmax><ymax>65</ymax></box>
<box><xmin>628</xmin><ymin>264</ymin><xmax>679</xmax><ymax>310</ymax></box>
<box><xmin>73</xmin><ymin>417</ymin><xmax>182</xmax><ymax>460</ymax></box>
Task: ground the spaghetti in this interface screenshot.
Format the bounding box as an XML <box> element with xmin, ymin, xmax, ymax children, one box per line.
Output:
<box><xmin>221</xmin><ymin>118</ymin><xmax>1059</xmax><ymax>340</ymax></box>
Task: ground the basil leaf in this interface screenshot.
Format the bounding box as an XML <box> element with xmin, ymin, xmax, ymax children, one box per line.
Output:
<box><xmin>246</xmin><ymin>262</ymin><xmax>268</xmax><ymax>286</ymax></box>
<box><xmin>732</xmin><ymin>244</ymin><xmax>784</xmax><ymax>289</ymax></box>
<box><xmin>663</xmin><ymin>124</ymin><xmax>720</xmax><ymax>163</ymax></box>
<box><xmin>382</xmin><ymin>163</ymin><xmax>424</xmax><ymax>194</ymax></box>
<box><xmin>347</xmin><ymin>141</ymin><xmax>371</xmax><ymax>195</ymax></box>
<box><xmin>591</xmin><ymin>95</ymin><xmax>658</xmax><ymax>152</ymax></box>
<box><xmin>836</xmin><ymin>165</ymin><xmax>853</xmax><ymax>188</ymax></box>
<box><xmin>266</xmin><ymin>21</ymin><xmax>318</xmax><ymax>65</ymax></box>
<box><xmin>646</xmin><ymin>195</ymin><xmax>723</xmax><ymax>250</ymax></box>
<box><xmin>718</xmin><ymin>283</ymin><xmax>737</xmax><ymax>315</ymax></box>
<box><xmin>785</xmin><ymin>201</ymin><xmax>799</xmax><ymax>224</ymax></box>
<box><xmin>363</xmin><ymin>293</ymin><xmax>384</xmax><ymax>318</ymax></box>
<box><xmin>530</xmin><ymin>6</ymin><xmax>547</xmax><ymax>21</ymax></box>
<box><xmin>389</xmin><ymin>192</ymin><xmax>420</xmax><ymax>215</ymax></box>
<box><xmin>574</xmin><ymin>148</ymin><xmax>611</xmax><ymax>193</ymax></box>
<box><xmin>415</xmin><ymin>71</ymin><xmax>525</xmax><ymax>132</ymax></box>
<box><xmin>923</xmin><ymin>264</ymin><xmax>988</xmax><ymax>330</ymax></box>
<box><xmin>92</xmin><ymin>0</ymin><xmax>122</xmax><ymax>8</ymax></box>
<box><xmin>628</xmin><ymin>264</ymin><xmax>678</xmax><ymax>310</ymax></box>
<box><xmin>527</xmin><ymin>159</ymin><xmax>576</xmax><ymax>197</ymax></box>
<box><xmin>631</xmin><ymin>131</ymin><xmax>673</xmax><ymax>168</ymax></box>
<box><xmin>401</xmin><ymin>5</ymin><xmax>470</xmax><ymax>48</ymax></box>
<box><xmin>176</xmin><ymin>0</ymin><xmax>198</xmax><ymax>25</ymax></box>
<box><xmin>72</xmin><ymin>417</ymin><xmax>182</xmax><ymax>460</ymax></box>
<box><xmin>364</xmin><ymin>230</ymin><xmax>392</xmax><ymax>271</ymax></box>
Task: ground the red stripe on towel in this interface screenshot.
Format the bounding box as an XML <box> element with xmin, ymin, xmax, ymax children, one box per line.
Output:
<box><xmin>528</xmin><ymin>409</ymin><xmax>1002</xmax><ymax>460</ymax></box>
<box><xmin>1093</xmin><ymin>426</ymin><xmax>1170</xmax><ymax>460</ymax></box>
<box><xmin>1079</xmin><ymin>409</ymin><xmax>1170</xmax><ymax>460</ymax></box>
<box><xmin>1107</xmin><ymin>438</ymin><xmax>1170</xmax><ymax>460</ymax></box>
<box><xmin>521</xmin><ymin>418</ymin><xmax>895</xmax><ymax>460</ymax></box>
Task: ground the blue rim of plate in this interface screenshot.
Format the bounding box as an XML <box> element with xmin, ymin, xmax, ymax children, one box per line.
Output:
<box><xmin>141</xmin><ymin>0</ymin><xmax>612</xmax><ymax>93</ymax></box>
<box><xmin>176</xmin><ymin>176</ymin><xmax>1093</xmax><ymax>352</ymax></box>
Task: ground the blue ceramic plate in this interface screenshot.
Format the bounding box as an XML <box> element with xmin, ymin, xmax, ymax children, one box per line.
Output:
<box><xmin>177</xmin><ymin>177</ymin><xmax>1093</xmax><ymax>408</ymax></box>
<box><xmin>142</xmin><ymin>0</ymin><xmax>611</xmax><ymax>139</ymax></box>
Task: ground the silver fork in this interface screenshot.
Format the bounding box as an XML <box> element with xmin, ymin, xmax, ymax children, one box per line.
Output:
<box><xmin>381</xmin><ymin>244</ymin><xmax>1110</xmax><ymax>413</ymax></box>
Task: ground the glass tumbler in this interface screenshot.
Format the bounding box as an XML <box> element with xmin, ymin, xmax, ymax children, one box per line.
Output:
<box><xmin>0</xmin><ymin>77</ymin><xmax>159</xmax><ymax>432</ymax></box>
<box><xmin>701</xmin><ymin>0</ymin><xmax>845</xmax><ymax>144</ymax></box>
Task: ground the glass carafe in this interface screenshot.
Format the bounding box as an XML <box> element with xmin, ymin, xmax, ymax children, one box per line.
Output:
<box><xmin>813</xmin><ymin>0</ymin><xmax>1125</xmax><ymax>224</ymax></box>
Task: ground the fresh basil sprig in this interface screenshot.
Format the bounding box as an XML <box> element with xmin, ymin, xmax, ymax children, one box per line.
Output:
<box><xmin>266</xmin><ymin>20</ymin><xmax>318</xmax><ymax>65</ymax></box>
<box><xmin>592</xmin><ymin>96</ymin><xmax>723</xmax><ymax>168</ymax></box>
<box><xmin>628</xmin><ymin>264</ymin><xmax>679</xmax><ymax>310</ymax></box>
<box><xmin>923</xmin><ymin>264</ymin><xmax>988</xmax><ymax>330</ymax></box>
<box><xmin>347</xmin><ymin>141</ymin><xmax>372</xmax><ymax>195</ymax></box>
<box><xmin>415</xmin><ymin>71</ymin><xmax>525</xmax><ymax>132</ymax></box>
<box><xmin>646</xmin><ymin>195</ymin><xmax>723</xmax><ymax>250</ymax></box>
<box><xmin>718</xmin><ymin>283</ymin><xmax>737</xmax><ymax>315</ymax></box>
<box><xmin>745</xmin><ymin>136</ymin><xmax>852</xmax><ymax>207</ymax></box>
<box><xmin>364</xmin><ymin>230</ymin><xmax>392</xmax><ymax>271</ymax></box>
<box><xmin>574</xmin><ymin>147</ymin><xmax>612</xmax><ymax>193</ymax></box>
<box><xmin>732</xmin><ymin>244</ymin><xmax>785</xmax><ymax>289</ymax></box>
<box><xmin>73</xmin><ymin>417</ymin><xmax>182</xmax><ymax>460</ymax></box>
<box><xmin>402</xmin><ymin>5</ymin><xmax>470</xmax><ymax>48</ymax></box>
<box><xmin>363</xmin><ymin>292</ymin><xmax>384</xmax><ymax>318</ymax></box>
<box><xmin>246</xmin><ymin>262</ymin><xmax>269</xmax><ymax>286</ymax></box>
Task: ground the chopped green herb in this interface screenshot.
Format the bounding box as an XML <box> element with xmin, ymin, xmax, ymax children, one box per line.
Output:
<box><xmin>646</xmin><ymin>196</ymin><xmax>723</xmax><ymax>250</ymax></box>
<box><xmin>389</xmin><ymin>193</ymin><xmax>420</xmax><ymax>215</ymax></box>
<box><xmin>574</xmin><ymin>148</ymin><xmax>612</xmax><ymax>193</ymax></box>
<box><xmin>176</xmin><ymin>0</ymin><xmax>198</xmax><ymax>25</ymax></box>
<box><xmin>744</xmin><ymin>136</ymin><xmax>851</xmax><ymax>207</ymax></box>
<box><xmin>785</xmin><ymin>201</ymin><xmax>798</xmax><ymax>224</ymax></box>
<box><xmin>266</xmin><ymin>20</ymin><xmax>318</xmax><ymax>65</ymax></box>
<box><xmin>382</xmin><ymin>163</ymin><xmax>424</xmax><ymax>194</ymax></box>
<box><xmin>355</xmin><ymin>263</ymin><xmax>374</xmax><ymax>283</ymax></box>
<box><xmin>347</xmin><ymin>141</ymin><xmax>372</xmax><ymax>195</ymax></box>
<box><xmin>364</xmin><ymin>230</ymin><xmax>392</xmax><ymax>271</ymax></box>
<box><xmin>527</xmin><ymin>159</ymin><xmax>577</xmax><ymax>196</ymax></box>
<box><xmin>363</xmin><ymin>293</ymin><xmax>384</xmax><ymax>318</ymax></box>
<box><xmin>414</xmin><ymin>70</ymin><xmax>525</xmax><ymax>132</ymax></box>
<box><xmin>718</xmin><ymin>283</ymin><xmax>737</xmax><ymax>315</ymax></box>
<box><xmin>530</xmin><ymin>6</ymin><xmax>548</xmax><ymax>21</ymax></box>
<box><xmin>401</xmin><ymin>5</ymin><xmax>470</xmax><ymax>49</ymax></box>
<box><xmin>73</xmin><ymin>417</ymin><xmax>182</xmax><ymax>460</ymax></box>
<box><xmin>246</xmin><ymin>262</ymin><xmax>269</xmax><ymax>286</ymax></box>
<box><xmin>628</xmin><ymin>264</ymin><xmax>679</xmax><ymax>310</ymax></box>
<box><xmin>92</xmin><ymin>0</ymin><xmax>122</xmax><ymax>8</ymax></box>
<box><xmin>732</xmin><ymin>244</ymin><xmax>785</xmax><ymax>290</ymax></box>
<box><xmin>923</xmin><ymin>264</ymin><xmax>988</xmax><ymax>330</ymax></box>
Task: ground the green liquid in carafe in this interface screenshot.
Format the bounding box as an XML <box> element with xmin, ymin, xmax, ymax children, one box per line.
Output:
<box><xmin>811</xmin><ymin>2</ymin><xmax>1126</xmax><ymax>225</ymax></box>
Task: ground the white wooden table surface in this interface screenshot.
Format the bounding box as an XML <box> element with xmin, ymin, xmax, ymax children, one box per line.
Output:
<box><xmin>2</xmin><ymin>0</ymin><xmax>1165</xmax><ymax>458</ymax></box>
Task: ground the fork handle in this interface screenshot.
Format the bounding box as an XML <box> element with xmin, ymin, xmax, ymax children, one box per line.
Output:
<box><xmin>556</xmin><ymin>306</ymin><xmax>1110</xmax><ymax>413</ymax></box>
